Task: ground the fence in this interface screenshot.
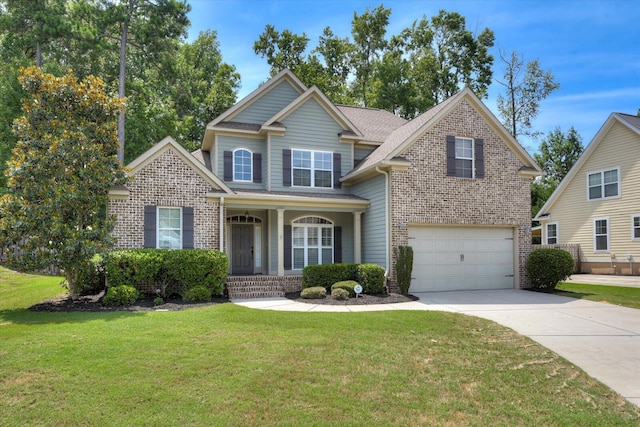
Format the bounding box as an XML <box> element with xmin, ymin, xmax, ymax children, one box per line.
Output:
<box><xmin>0</xmin><ymin>244</ymin><xmax>61</xmax><ymax>276</ymax></box>
<box><xmin>531</xmin><ymin>243</ymin><xmax>581</xmax><ymax>273</ymax></box>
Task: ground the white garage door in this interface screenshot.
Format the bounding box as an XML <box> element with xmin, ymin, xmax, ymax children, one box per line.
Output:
<box><xmin>408</xmin><ymin>226</ymin><xmax>515</xmax><ymax>292</ymax></box>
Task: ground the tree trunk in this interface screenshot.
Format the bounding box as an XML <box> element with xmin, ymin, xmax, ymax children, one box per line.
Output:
<box><xmin>117</xmin><ymin>6</ymin><xmax>130</xmax><ymax>164</ymax></box>
<box><xmin>36</xmin><ymin>42</ymin><xmax>42</xmax><ymax>68</ymax></box>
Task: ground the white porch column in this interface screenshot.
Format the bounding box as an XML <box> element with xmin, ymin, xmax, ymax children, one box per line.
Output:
<box><xmin>353</xmin><ymin>211</ymin><xmax>362</xmax><ymax>264</ymax></box>
<box><xmin>277</xmin><ymin>208</ymin><xmax>285</xmax><ymax>276</ymax></box>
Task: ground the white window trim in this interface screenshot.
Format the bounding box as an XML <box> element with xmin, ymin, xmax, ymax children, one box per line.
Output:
<box><xmin>157</xmin><ymin>207</ymin><xmax>182</xmax><ymax>249</ymax></box>
<box><xmin>546</xmin><ymin>222</ymin><xmax>559</xmax><ymax>245</ymax></box>
<box><xmin>631</xmin><ymin>214</ymin><xmax>640</xmax><ymax>241</ymax></box>
<box><xmin>586</xmin><ymin>166</ymin><xmax>620</xmax><ymax>201</ymax></box>
<box><xmin>593</xmin><ymin>217</ymin><xmax>610</xmax><ymax>253</ymax></box>
<box><xmin>291</xmin><ymin>149</ymin><xmax>333</xmax><ymax>189</ymax></box>
<box><xmin>233</xmin><ymin>148</ymin><xmax>253</xmax><ymax>182</ymax></box>
<box><xmin>455</xmin><ymin>136</ymin><xmax>474</xmax><ymax>179</ymax></box>
<box><xmin>291</xmin><ymin>216</ymin><xmax>334</xmax><ymax>270</ymax></box>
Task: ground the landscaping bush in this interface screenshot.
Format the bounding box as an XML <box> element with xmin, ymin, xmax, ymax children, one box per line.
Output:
<box><xmin>526</xmin><ymin>248</ymin><xmax>574</xmax><ymax>290</ymax></box>
<box><xmin>356</xmin><ymin>263</ymin><xmax>386</xmax><ymax>294</ymax></box>
<box><xmin>102</xmin><ymin>285</ymin><xmax>140</xmax><ymax>306</ymax></box>
<box><xmin>105</xmin><ymin>249</ymin><xmax>164</xmax><ymax>289</ymax></box>
<box><xmin>300</xmin><ymin>286</ymin><xmax>327</xmax><ymax>299</ymax></box>
<box><xmin>77</xmin><ymin>254</ymin><xmax>107</xmax><ymax>296</ymax></box>
<box><xmin>182</xmin><ymin>285</ymin><xmax>212</xmax><ymax>302</ymax></box>
<box><xmin>331</xmin><ymin>288</ymin><xmax>349</xmax><ymax>300</ymax></box>
<box><xmin>395</xmin><ymin>245</ymin><xmax>414</xmax><ymax>295</ymax></box>
<box><xmin>153</xmin><ymin>297</ymin><xmax>164</xmax><ymax>306</ymax></box>
<box><xmin>163</xmin><ymin>249</ymin><xmax>228</xmax><ymax>296</ymax></box>
<box><xmin>302</xmin><ymin>263</ymin><xmax>358</xmax><ymax>289</ymax></box>
<box><xmin>331</xmin><ymin>280</ymin><xmax>358</xmax><ymax>297</ymax></box>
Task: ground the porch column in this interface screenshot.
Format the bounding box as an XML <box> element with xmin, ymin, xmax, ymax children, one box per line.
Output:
<box><xmin>277</xmin><ymin>208</ymin><xmax>285</xmax><ymax>276</ymax></box>
<box><xmin>353</xmin><ymin>211</ymin><xmax>362</xmax><ymax>264</ymax></box>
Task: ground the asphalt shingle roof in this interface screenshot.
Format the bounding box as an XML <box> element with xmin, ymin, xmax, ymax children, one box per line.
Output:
<box><xmin>336</xmin><ymin>105</ymin><xmax>407</xmax><ymax>144</ymax></box>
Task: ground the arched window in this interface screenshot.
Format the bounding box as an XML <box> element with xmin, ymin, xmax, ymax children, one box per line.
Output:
<box><xmin>292</xmin><ymin>216</ymin><xmax>333</xmax><ymax>269</ymax></box>
<box><xmin>233</xmin><ymin>148</ymin><xmax>252</xmax><ymax>182</ymax></box>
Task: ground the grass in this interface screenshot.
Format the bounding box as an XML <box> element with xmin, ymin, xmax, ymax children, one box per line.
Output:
<box><xmin>556</xmin><ymin>281</ymin><xmax>640</xmax><ymax>310</ymax></box>
<box><xmin>1</xmin><ymin>266</ymin><xmax>639</xmax><ymax>426</ymax></box>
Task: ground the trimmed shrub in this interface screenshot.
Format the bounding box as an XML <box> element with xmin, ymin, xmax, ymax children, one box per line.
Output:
<box><xmin>301</xmin><ymin>286</ymin><xmax>327</xmax><ymax>299</ymax></box>
<box><xmin>395</xmin><ymin>245</ymin><xmax>414</xmax><ymax>295</ymax></box>
<box><xmin>331</xmin><ymin>288</ymin><xmax>349</xmax><ymax>300</ymax></box>
<box><xmin>102</xmin><ymin>285</ymin><xmax>140</xmax><ymax>306</ymax></box>
<box><xmin>163</xmin><ymin>249</ymin><xmax>228</xmax><ymax>296</ymax></box>
<box><xmin>302</xmin><ymin>263</ymin><xmax>357</xmax><ymax>289</ymax></box>
<box><xmin>526</xmin><ymin>248</ymin><xmax>574</xmax><ymax>290</ymax></box>
<box><xmin>331</xmin><ymin>280</ymin><xmax>358</xmax><ymax>297</ymax></box>
<box><xmin>356</xmin><ymin>263</ymin><xmax>386</xmax><ymax>294</ymax></box>
<box><xmin>153</xmin><ymin>297</ymin><xmax>164</xmax><ymax>306</ymax></box>
<box><xmin>183</xmin><ymin>285</ymin><xmax>212</xmax><ymax>302</ymax></box>
<box><xmin>77</xmin><ymin>254</ymin><xmax>107</xmax><ymax>296</ymax></box>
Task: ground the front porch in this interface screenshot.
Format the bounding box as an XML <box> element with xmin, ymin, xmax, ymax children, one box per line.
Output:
<box><xmin>226</xmin><ymin>275</ymin><xmax>303</xmax><ymax>299</ymax></box>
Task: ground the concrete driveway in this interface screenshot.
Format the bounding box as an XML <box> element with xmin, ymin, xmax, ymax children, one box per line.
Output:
<box><xmin>234</xmin><ymin>289</ymin><xmax>640</xmax><ymax>407</ymax></box>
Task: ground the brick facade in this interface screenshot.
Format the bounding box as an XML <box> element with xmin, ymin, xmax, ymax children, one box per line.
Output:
<box><xmin>389</xmin><ymin>99</ymin><xmax>533</xmax><ymax>289</ymax></box>
<box><xmin>108</xmin><ymin>148</ymin><xmax>221</xmax><ymax>250</ymax></box>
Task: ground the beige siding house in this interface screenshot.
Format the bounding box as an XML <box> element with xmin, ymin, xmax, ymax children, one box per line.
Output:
<box><xmin>535</xmin><ymin>113</ymin><xmax>640</xmax><ymax>274</ymax></box>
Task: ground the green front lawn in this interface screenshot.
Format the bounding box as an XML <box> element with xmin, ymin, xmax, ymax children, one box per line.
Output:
<box><xmin>556</xmin><ymin>282</ymin><xmax>640</xmax><ymax>310</ymax></box>
<box><xmin>1</xmin><ymin>266</ymin><xmax>639</xmax><ymax>425</ymax></box>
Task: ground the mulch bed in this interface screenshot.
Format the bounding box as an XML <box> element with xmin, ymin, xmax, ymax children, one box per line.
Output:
<box><xmin>285</xmin><ymin>291</ymin><xmax>418</xmax><ymax>305</ymax></box>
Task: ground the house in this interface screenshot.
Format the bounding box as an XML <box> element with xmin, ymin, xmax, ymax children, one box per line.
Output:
<box><xmin>535</xmin><ymin>113</ymin><xmax>640</xmax><ymax>275</ymax></box>
<box><xmin>108</xmin><ymin>69</ymin><xmax>541</xmax><ymax>297</ymax></box>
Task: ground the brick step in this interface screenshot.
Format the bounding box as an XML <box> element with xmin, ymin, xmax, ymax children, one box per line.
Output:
<box><xmin>226</xmin><ymin>276</ymin><xmax>302</xmax><ymax>299</ymax></box>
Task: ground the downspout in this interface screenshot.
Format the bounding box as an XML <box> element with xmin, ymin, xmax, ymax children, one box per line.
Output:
<box><xmin>375</xmin><ymin>166</ymin><xmax>391</xmax><ymax>281</ymax></box>
<box><xmin>219</xmin><ymin>197</ymin><xmax>225</xmax><ymax>252</ymax></box>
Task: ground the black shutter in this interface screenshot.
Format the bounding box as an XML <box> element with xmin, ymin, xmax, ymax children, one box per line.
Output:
<box><xmin>333</xmin><ymin>153</ymin><xmax>342</xmax><ymax>188</ymax></box>
<box><xmin>253</xmin><ymin>153</ymin><xmax>262</xmax><ymax>183</ymax></box>
<box><xmin>283</xmin><ymin>149</ymin><xmax>292</xmax><ymax>187</ymax></box>
<box><xmin>284</xmin><ymin>225</ymin><xmax>292</xmax><ymax>269</ymax></box>
<box><xmin>143</xmin><ymin>205</ymin><xmax>156</xmax><ymax>248</ymax></box>
<box><xmin>334</xmin><ymin>226</ymin><xmax>342</xmax><ymax>263</ymax></box>
<box><xmin>446</xmin><ymin>135</ymin><xmax>456</xmax><ymax>176</ymax></box>
<box><xmin>475</xmin><ymin>138</ymin><xmax>484</xmax><ymax>178</ymax></box>
<box><xmin>223</xmin><ymin>151</ymin><xmax>233</xmax><ymax>181</ymax></box>
<box><xmin>182</xmin><ymin>207</ymin><xmax>194</xmax><ymax>249</ymax></box>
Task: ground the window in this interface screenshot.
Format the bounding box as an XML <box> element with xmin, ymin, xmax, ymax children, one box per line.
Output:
<box><xmin>594</xmin><ymin>218</ymin><xmax>609</xmax><ymax>252</ymax></box>
<box><xmin>455</xmin><ymin>137</ymin><xmax>474</xmax><ymax>178</ymax></box>
<box><xmin>292</xmin><ymin>149</ymin><xmax>332</xmax><ymax>188</ymax></box>
<box><xmin>587</xmin><ymin>167</ymin><xmax>619</xmax><ymax>200</ymax></box>
<box><xmin>546</xmin><ymin>222</ymin><xmax>558</xmax><ymax>244</ymax></box>
<box><xmin>158</xmin><ymin>207</ymin><xmax>182</xmax><ymax>249</ymax></box>
<box><xmin>632</xmin><ymin>215</ymin><xmax>640</xmax><ymax>240</ymax></box>
<box><xmin>233</xmin><ymin>149</ymin><xmax>252</xmax><ymax>182</ymax></box>
<box><xmin>292</xmin><ymin>217</ymin><xmax>333</xmax><ymax>269</ymax></box>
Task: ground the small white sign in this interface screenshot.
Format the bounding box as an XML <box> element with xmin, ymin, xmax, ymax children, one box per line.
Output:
<box><xmin>354</xmin><ymin>284</ymin><xmax>363</xmax><ymax>297</ymax></box>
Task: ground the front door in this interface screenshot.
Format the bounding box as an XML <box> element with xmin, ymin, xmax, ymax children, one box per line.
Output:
<box><xmin>232</xmin><ymin>224</ymin><xmax>253</xmax><ymax>275</ymax></box>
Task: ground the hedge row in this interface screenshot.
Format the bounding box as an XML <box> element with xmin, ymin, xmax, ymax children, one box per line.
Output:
<box><xmin>302</xmin><ymin>263</ymin><xmax>386</xmax><ymax>294</ymax></box>
<box><xmin>105</xmin><ymin>249</ymin><xmax>228</xmax><ymax>297</ymax></box>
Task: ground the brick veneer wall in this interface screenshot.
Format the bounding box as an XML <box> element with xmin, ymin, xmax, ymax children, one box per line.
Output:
<box><xmin>108</xmin><ymin>148</ymin><xmax>220</xmax><ymax>250</ymax></box>
<box><xmin>389</xmin><ymin>99</ymin><xmax>534</xmax><ymax>289</ymax></box>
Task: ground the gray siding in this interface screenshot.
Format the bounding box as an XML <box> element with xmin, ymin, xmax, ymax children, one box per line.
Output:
<box><xmin>354</xmin><ymin>146</ymin><xmax>376</xmax><ymax>168</ymax></box>
<box><xmin>270</xmin><ymin>98</ymin><xmax>352</xmax><ymax>193</ymax></box>
<box><xmin>233</xmin><ymin>80</ymin><xmax>301</xmax><ymax>124</ymax></box>
<box><xmin>352</xmin><ymin>174</ymin><xmax>387</xmax><ymax>268</ymax></box>
<box><xmin>217</xmin><ymin>135</ymin><xmax>266</xmax><ymax>190</ymax></box>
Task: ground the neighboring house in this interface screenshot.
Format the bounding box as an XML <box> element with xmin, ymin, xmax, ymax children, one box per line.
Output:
<box><xmin>535</xmin><ymin>113</ymin><xmax>640</xmax><ymax>275</ymax></box>
<box><xmin>108</xmin><ymin>69</ymin><xmax>541</xmax><ymax>295</ymax></box>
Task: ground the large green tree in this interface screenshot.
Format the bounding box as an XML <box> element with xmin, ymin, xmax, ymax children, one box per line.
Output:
<box><xmin>0</xmin><ymin>67</ymin><xmax>128</xmax><ymax>299</ymax></box>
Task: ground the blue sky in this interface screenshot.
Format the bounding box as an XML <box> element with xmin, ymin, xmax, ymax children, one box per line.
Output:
<box><xmin>186</xmin><ymin>0</ymin><xmax>640</xmax><ymax>151</ymax></box>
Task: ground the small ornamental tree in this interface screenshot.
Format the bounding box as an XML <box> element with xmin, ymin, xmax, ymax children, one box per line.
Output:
<box><xmin>0</xmin><ymin>67</ymin><xmax>128</xmax><ymax>299</ymax></box>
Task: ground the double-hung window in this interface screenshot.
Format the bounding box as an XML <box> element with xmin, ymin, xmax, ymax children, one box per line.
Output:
<box><xmin>292</xmin><ymin>217</ymin><xmax>333</xmax><ymax>269</ymax></box>
<box><xmin>233</xmin><ymin>149</ymin><xmax>252</xmax><ymax>182</ymax></box>
<box><xmin>587</xmin><ymin>167</ymin><xmax>619</xmax><ymax>200</ymax></box>
<box><xmin>632</xmin><ymin>215</ymin><xmax>640</xmax><ymax>240</ymax></box>
<box><xmin>158</xmin><ymin>207</ymin><xmax>182</xmax><ymax>249</ymax></box>
<box><xmin>546</xmin><ymin>222</ymin><xmax>558</xmax><ymax>244</ymax></box>
<box><xmin>455</xmin><ymin>137</ymin><xmax>474</xmax><ymax>178</ymax></box>
<box><xmin>292</xmin><ymin>149</ymin><xmax>332</xmax><ymax>188</ymax></box>
<box><xmin>594</xmin><ymin>218</ymin><xmax>609</xmax><ymax>252</ymax></box>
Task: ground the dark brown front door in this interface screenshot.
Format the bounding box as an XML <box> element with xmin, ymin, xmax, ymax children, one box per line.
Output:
<box><xmin>232</xmin><ymin>224</ymin><xmax>253</xmax><ymax>275</ymax></box>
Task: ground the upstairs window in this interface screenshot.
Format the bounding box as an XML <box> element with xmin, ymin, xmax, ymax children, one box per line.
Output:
<box><xmin>233</xmin><ymin>149</ymin><xmax>252</xmax><ymax>182</ymax></box>
<box><xmin>546</xmin><ymin>222</ymin><xmax>558</xmax><ymax>245</ymax></box>
<box><xmin>292</xmin><ymin>149</ymin><xmax>333</xmax><ymax>188</ymax></box>
<box><xmin>587</xmin><ymin>167</ymin><xmax>619</xmax><ymax>200</ymax></box>
<box><xmin>455</xmin><ymin>137</ymin><xmax>474</xmax><ymax>178</ymax></box>
<box><xmin>446</xmin><ymin>136</ymin><xmax>484</xmax><ymax>179</ymax></box>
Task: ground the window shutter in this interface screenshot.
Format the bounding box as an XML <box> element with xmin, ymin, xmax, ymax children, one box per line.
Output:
<box><xmin>475</xmin><ymin>139</ymin><xmax>484</xmax><ymax>178</ymax></box>
<box><xmin>333</xmin><ymin>153</ymin><xmax>342</xmax><ymax>189</ymax></box>
<box><xmin>182</xmin><ymin>207</ymin><xmax>194</xmax><ymax>249</ymax></box>
<box><xmin>284</xmin><ymin>225</ymin><xmax>292</xmax><ymax>269</ymax></box>
<box><xmin>283</xmin><ymin>149</ymin><xmax>292</xmax><ymax>187</ymax></box>
<box><xmin>253</xmin><ymin>153</ymin><xmax>262</xmax><ymax>183</ymax></box>
<box><xmin>334</xmin><ymin>226</ymin><xmax>342</xmax><ymax>263</ymax></box>
<box><xmin>144</xmin><ymin>206</ymin><xmax>156</xmax><ymax>248</ymax></box>
<box><xmin>446</xmin><ymin>135</ymin><xmax>456</xmax><ymax>176</ymax></box>
<box><xmin>223</xmin><ymin>151</ymin><xmax>233</xmax><ymax>181</ymax></box>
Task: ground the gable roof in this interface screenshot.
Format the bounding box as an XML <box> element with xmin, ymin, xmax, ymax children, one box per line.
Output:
<box><xmin>336</xmin><ymin>105</ymin><xmax>407</xmax><ymax>145</ymax></box>
<box><xmin>126</xmin><ymin>136</ymin><xmax>232</xmax><ymax>194</ymax></box>
<box><xmin>343</xmin><ymin>88</ymin><xmax>542</xmax><ymax>181</ymax></box>
<box><xmin>534</xmin><ymin>112</ymin><xmax>640</xmax><ymax>220</ymax></box>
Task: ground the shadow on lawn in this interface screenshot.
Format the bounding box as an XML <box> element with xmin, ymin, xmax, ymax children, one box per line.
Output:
<box><xmin>553</xmin><ymin>290</ymin><xmax>597</xmax><ymax>300</ymax></box>
<box><xmin>0</xmin><ymin>307</ymin><xmax>147</xmax><ymax>325</ymax></box>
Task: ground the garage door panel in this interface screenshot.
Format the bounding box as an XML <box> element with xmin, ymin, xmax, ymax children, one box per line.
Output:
<box><xmin>409</xmin><ymin>226</ymin><xmax>515</xmax><ymax>292</ymax></box>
